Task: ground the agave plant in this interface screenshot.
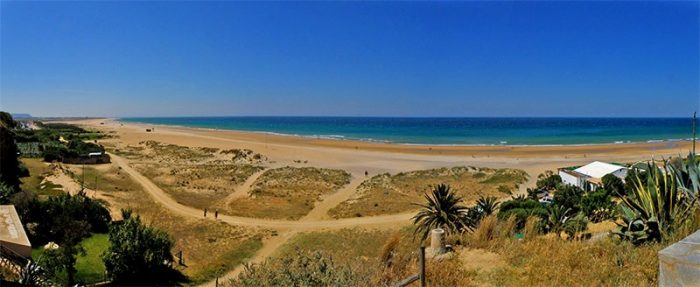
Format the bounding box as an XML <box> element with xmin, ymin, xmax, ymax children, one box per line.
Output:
<box><xmin>412</xmin><ymin>184</ymin><xmax>469</xmax><ymax>241</ymax></box>
<box><xmin>613</xmin><ymin>204</ymin><xmax>661</xmax><ymax>245</ymax></box>
<box><xmin>614</xmin><ymin>159</ymin><xmax>696</xmax><ymax>243</ymax></box>
<box><xmin>674</xmin><ymin>153</ymin><xmax>700</xmax><ymax>202</ymax></box>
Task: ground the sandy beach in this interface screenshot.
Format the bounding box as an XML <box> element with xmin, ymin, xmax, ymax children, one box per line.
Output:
<box><xmin>64</xmin><ymin>118</ymin><xmax>693</xmax><ymax>180</ymax></box>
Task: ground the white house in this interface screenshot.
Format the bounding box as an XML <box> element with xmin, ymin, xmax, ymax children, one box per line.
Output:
<box><xmin>559</xmin><ymin>161</ymin><xmax>627</xmax><ymax>191</ymax></box>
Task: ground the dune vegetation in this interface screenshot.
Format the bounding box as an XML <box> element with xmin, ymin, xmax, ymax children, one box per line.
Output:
<box><xmin>329</xmin><ymin>166</ymin><xmax>527</xmax><ymax>218</ymax></box>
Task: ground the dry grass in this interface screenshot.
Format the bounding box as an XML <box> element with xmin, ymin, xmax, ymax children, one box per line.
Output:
<box><xmin>136</xmin><ymin>162</ymin><xmax>263</xmax><ymax>210</ymax></box>
<box><xmin>19</xmin><ymin>158</ymin><xmax>64</xmax><ymax>198</ymax></box>
<box><xmin>330</xmin><ymin>166</ymin><xmax>528</xmax><ymax>218</ymax></box>
<box><xmin>227</xmin><ymin>166</ymin><xmax>351</xmax><ymax>219</ymax></box>
<box><xmin>265</xmin><ymin>227</ymin><xmax>476</xmax><ymax>287</ymax></box>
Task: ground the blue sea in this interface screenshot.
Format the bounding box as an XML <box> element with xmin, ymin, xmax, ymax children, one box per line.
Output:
<box><xmin>119</xmin><ymin>117</ymin><xmax>694</xmax><ymax>146</ymax></box>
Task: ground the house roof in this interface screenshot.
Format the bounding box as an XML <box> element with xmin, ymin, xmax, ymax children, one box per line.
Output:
<box><xmin>573</xmin><ymin>161</ymin><xmax>626</xmax><ymax>179</ymax></box>
<box><xmin>0</xmin><ymin>205</ymin><xmax>31</xmax><ymax>248</ymax></box>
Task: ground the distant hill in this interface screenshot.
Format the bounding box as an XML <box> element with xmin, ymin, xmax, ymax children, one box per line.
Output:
<box><xmin>11</xmin><ymin>113</ymin><xmax>32</xmax><ymax>119</ymax></box>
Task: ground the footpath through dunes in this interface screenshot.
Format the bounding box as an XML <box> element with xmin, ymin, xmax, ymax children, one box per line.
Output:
<box><xmin>110</xmin><ymin>153</ymin><xmax>414</xmax><ymax>230</ymax></box>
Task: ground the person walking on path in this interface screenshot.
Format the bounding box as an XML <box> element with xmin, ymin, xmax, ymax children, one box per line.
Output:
<box><xmin>215</xmin><ymin>209</ymin><xmax>219</xmax><ymax>219</ymax></box>
<box><xmin>204</xmin><ymin>208</ymin><xmax>208</xmax><ymax>217</ymax></box>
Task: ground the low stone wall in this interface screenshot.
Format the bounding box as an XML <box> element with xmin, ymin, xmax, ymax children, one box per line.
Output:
<box><xmin>659</xmin><ymin>230</ymin><xmax>700</xmax><ymax>286</ymax></box>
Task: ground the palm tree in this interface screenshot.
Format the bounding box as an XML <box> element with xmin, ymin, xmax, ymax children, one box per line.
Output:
<box><xmin>475</xmin><ymin>196</ymin><xmax>500</xmax><ymax>216</ymax></box>
<box><xmin>412</xmin><ymin>184</ymin><xmax>469</xmax><ymax>241</ymax></box>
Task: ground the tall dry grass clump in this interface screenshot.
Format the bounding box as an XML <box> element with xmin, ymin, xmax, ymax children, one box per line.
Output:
<box><xmin>468</xmin><ymin>214</ymin><xmax>499</xmax><ymax>248</ymax></box>
<box><xmin>380</xmin><ymin>232</ymin><xmax>402</xmax><ymax>268</ymax></box>
<box><xmin>522</xmin><ymin>215</ymin><xmax>541</xmax><ymax>240</ymax></box>
<box><xmin>499</xmin><ymin>214</ymin><xmax>518</xmax><ymax>239</ymax></box>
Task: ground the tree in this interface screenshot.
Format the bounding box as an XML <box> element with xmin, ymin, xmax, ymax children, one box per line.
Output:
<box><xmin>553</xmin><ymin>184</ymin><xmax>584</xmax><ymax>213</ymax></box>
<box><xmin>103</xmin><ymin>209</ymin><xmax>179</xmax><ymax>285</ymax></box>
<box><xmin>536</xmin><ymin>170</ymin><xmax>562</xmax><ymax>191</ymax></box>
<box><xmin>41</xmin><ymin>219</ymin><xmax>89</xmax><ymax>285</ymax></box>
<box><xmin>580</xmin><ymin>189</ymin><xmax>616</xmax><ymax>222</ymax></box>
<box><xmin>0</xmin><ymin>112</ymin><xmax>21</xmax><ymax>190</ymax></box>
<box><xmin>602</xmin><ymin>174</ymin><xmax>625</xmax><ymax>196</ymax></box>
<box><xmin>412</xmin><ymin>184</ymin><xmax>470</xmax><ymax>241</ymax></box>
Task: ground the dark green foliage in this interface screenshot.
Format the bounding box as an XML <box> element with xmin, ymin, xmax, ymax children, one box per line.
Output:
<box><xmin>465</xmin><ymin>195</ymin><xmax>500</xmax><ymax>228</ymax></box>
<box><xmin>103</xmin><ymin>209</ymin><xmax>183</xmax><ymax>285</ymax></box>
<box><xmin>613</xmin><ymin>206</ymin><xmax>661</xmax><ymax>245</ymax></box>
<box><xmin>12</xmin><ymin>121</ymin><xmax>107</xmax><ymax>163</ymax></box>
<box><xmin>498</xmin><ymin>196</ymin><xmax>547</xmax><ymax>229</ymax></box>
<box><xmin>580</xmin><ymin>189</ymin><xmax>616</xmax><ymax>222</ymax></box>
<box><xmin>543</xmin><ymin>204</ymin><xmax>571</xmax><ymax>236</ymax></box>
<box><xmin>602</xmin><ymin>174</ymin><xmax>625</xmax><ymax>196</ymax></box>
<box><xmin>563</xmin><ymin>212</ymin><xmax>589</xmax><ymax>239</ymax></box>
<box><xmin>0</xmin><ymin>111</ymin><xmax>18</xmax><ymax>128</ymax></box>
<box><xmin>22</xmin><ymin>192</ymin><xmax>111</xmax><ymax>245</ymax></box>
<box><xmin>624</xmin><ymin>168</ymin><xmax>647</xmax><ymax>196</ymax></box>
<box><xmin>412</xmin><ymin>184</ymin><xmax>470</xmax><ymax>241</ymax></box>
<box><xmin>614</xmin><ymin>159</ymin><xmax>695</xmax><ymax>244</ymax></box>
<box><xmin>18</xmin><ymin>161</ymin><xmax>30</xmax><ymax>178</ymax></box>
<box><xmin>0</xmin><ymin>182</ymin><xmax>16</xmax><ymax>204</ymax></box>
<box><xmin>0</xmin><ymin>112</ymin><xmax>21</xmax><ymax>190</ymax></box>
<box><xmin>40</xmin><ymin>222</ymin><xmax>89</xmax><ymax>285</ymax></box>
<box><xmin>536</xmin><ymin>170</ymin><xmax>562</xmax><ymax>190</ymax></box>
<box><xmin>232</xmin><ymin>250</ymin><xmax>359</xmax><ymax>286</ymax></box>
<box><xmin>553</xmin><ymin>184</ymin><xmax>584</xmax><ymax>213</ymax></box>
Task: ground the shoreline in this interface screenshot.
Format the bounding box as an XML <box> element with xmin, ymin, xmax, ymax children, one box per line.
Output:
<box><xmin>114</xmin><ymin>117</ymin><xmax>695</xmax><ymax>149</ymax></box>
<box><xmin>54</xmin><ymin>118</ymin><xmax>693</xmax><ymax>165</ymax></box>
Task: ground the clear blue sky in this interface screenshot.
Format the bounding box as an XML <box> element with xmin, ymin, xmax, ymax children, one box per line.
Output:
<box><xmin>1</xmin><ymin>1</ymin><xmax>698</xmax><ymax>117</ymax></box>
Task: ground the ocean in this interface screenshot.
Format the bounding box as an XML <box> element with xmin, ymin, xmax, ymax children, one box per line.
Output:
<box><xmin>119</xmin><ymin>117</ymin><xmax>694</xmax><ymax>146</ymax></box>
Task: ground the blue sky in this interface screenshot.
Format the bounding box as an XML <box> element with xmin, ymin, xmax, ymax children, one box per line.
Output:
<box><xmin>1</xmin><ymin>1</ymin><xmax>698</xmax><ymax>117</ymax></box>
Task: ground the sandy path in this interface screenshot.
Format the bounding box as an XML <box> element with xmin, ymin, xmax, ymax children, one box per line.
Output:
<box><xmin>111</xmin><ymin>153</ymin><xmax>414</xmax><ymax>231</ymax></box>
<box><xmin>302</xmin><ymin>174</ymin><xmax>365</xmax><ymax>220</ymax></box>
<box><xmin>222</xmin><ymin>167</ymin><xmax>272</xmax><ymax>205</ymax></box>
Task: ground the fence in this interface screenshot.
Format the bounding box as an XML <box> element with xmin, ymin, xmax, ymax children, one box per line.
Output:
<box><xmin>393</xmin><ymin>244</ymin><xmax>426</xmax><ymax>287</ymax></box>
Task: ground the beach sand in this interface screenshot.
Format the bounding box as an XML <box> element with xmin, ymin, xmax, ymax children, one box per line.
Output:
<box><xmin>64</xmin><ymin>118</ymin><xmax>693</xmax><ymax>181</ymax></box>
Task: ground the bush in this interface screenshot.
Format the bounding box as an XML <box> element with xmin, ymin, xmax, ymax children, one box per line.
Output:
<box><xmin>498</xmin><ymin>196</ymin><xmax>547</xmax><ymax>229</ymax></box>
<box><xmin>536</xmin><ymin>170</ymin><xmax>562</xmax><ymax>190</ymax></box>
<box><xmin>602</xmin><ymin>174</ymin><xmax>625</xmax><ymax>196</ymax></box>
<box><xmin>553</xmin><ymin>184</ymin><xmax>584</xmax><ymax>213</ymax></box>
<box><xmin>230</xmin><ymin>250</ymin><xmax>361</xmax><ymax>286</ymax></box>
<box><xmin>580</xmin><ymin>189</ymin><xmax>616</xmax><ymax>222</ymax></box>
<box><xmin>22</xmin><ymin>192</ymin><xmax>111</xmax><ymax>245</ymax></box>
<box><xmin>103</xmin><ymin>209</ymin><xmax>182</xmax><ymax>285</ymax></box>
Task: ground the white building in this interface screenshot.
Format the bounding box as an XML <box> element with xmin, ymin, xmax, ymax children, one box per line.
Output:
<box><xmin>559</xmin><ymin>161</ymin><xmax>628</xmax><ymax>191</ymax></box>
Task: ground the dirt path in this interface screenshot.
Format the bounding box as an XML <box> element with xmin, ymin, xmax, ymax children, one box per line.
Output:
<box><xmin>302</xmin><ymin>174</ymin><xmax>365</xmax><ymax>221</ymax></box>
<box><xmin>109</xmin><ymin>153</ymin><xmax>416</xmax><ymax>286</ymax></box>
<box><xmin>222</xmin><ymin>167</ymin><xmax>271</xmax><ymax>206</ymax></box>
<box><xmin>111</xmin><ymin>153</ymin><xmax>414</xmax><ymax>231</ymax></box>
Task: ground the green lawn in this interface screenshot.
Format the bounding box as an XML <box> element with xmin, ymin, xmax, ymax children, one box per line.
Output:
<box><xmin>19</xmin><ymin>158</ymin><xmax>64</xmax><ymax>197</ymax></box>
<box><xmin>32</xmin><ymin>233</ymin><xmax>110</xmax><ymax>284</ymax></box>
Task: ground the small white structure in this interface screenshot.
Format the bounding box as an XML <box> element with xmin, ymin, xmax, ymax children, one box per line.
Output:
<box><xmin>559</xmin><ymin>161</ymin><xmax>627</xmax><ymax>191</ymax></box>
<box><xmin>0</xmin><ymin>205</ymin><xmax>32</xmax><ymax>258</ymax></box>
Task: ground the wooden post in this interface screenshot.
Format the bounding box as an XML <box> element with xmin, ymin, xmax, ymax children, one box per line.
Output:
<box><xmin>419</xmin><ymin>244</ymin><xmax>426</xmax><ymax>287</ymax></box>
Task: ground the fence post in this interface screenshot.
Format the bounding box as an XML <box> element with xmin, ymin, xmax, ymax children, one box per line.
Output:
<box><xmin>419</xmin><ymin>244</ymin><xmax>426</xmax><ymax>287</ymax></box>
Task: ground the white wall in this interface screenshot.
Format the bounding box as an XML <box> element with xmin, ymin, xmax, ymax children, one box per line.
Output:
<box><xmin>559</xmin><ymin>170</ymin><xmax>580</xmax><ymax>188</ymax></box>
